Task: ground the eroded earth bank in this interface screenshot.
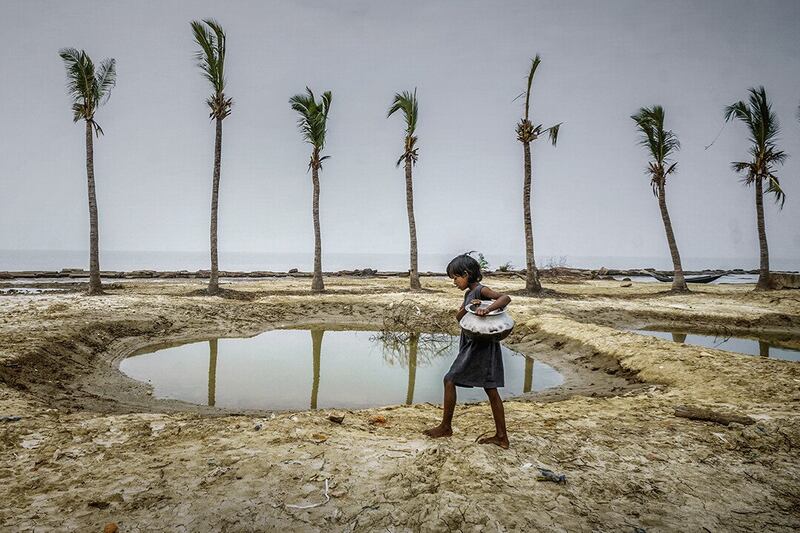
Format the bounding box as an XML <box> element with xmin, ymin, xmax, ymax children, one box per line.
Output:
<box><xmin>1</xmin><ymin>276</ymin><xmax>799</xmax><ymax>532</ymax></box>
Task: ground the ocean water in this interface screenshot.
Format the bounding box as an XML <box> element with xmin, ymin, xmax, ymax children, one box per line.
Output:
<box><xmin>2</xmin><ymin>249</ymin><xmax>798</xmax><ymax>273</ymax></box>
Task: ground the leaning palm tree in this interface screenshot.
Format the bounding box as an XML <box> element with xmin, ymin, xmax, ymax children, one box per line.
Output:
<box><xmin>631</xmin><ymin>106</ymin><xmax>688</xmax><ymax>292</ymax></box>
<box><xmin>290</xmin><ymin>88</ymin><xmax>333</xmax><ymax>292</ymax></box>
<box><xmin>388</xmin><ymin>89</ymin><xmax>422</xmax><ymax>290</ymax></box>
<box><xmin>191</xmin><ymin>19</ymin><xmax>232</xmax><ymax>296</ymax></box>
<box><xmin>516</xmin><ymin>55</ymin><xmax>561</xmax><ymax>294</ymax></box>
<box><xmin>59</xmin><ymin>48</ymin><xmax>116</xmax><ymax>295</ymax></box>
<box><xmin>724</xmin><ymin>87</ymin><xmax>788</xmax><ymax>290</ymax></box>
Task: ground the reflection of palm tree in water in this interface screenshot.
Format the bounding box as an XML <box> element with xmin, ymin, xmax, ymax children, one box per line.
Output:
<box><xmin>208</xmin><ymin>339</ymin><xmax>218</xmax><ymax>407</ymax></box>
<box><xmin>523</xmin><ymin>357</ymin><xmax>534</xmax><ymax>393</ymax></box>
<box><xmin>759</xmin><ymin>340</ymin><xmax>770</xmax><ymax>358</ymax></box>
<box><xmin>671</xmin><ymin>332</ymin><xmax>687</xmax><ymax>344</ymax></box>
<box><xmin>310</xmin><ymin>329</ymin><xmax>324</xmax><ymax>409</ymax></box>
<box><xmin>406</xmin><ymin>333</ymin><xmax>419</xmax><ymax>405</ymax></box>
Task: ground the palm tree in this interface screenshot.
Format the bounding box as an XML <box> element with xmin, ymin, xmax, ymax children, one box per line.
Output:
<box><xmin>191</xmin><ymin>19</ymin><xmax>232</xmax><ymax>296</ymax></box>
<box><xmin>310</xmin><ymin>329</ymin><xmax>324</xmax><ymax>409</ymax></box>
<box><xmin>724</xmin><ymin>87</ymin><xmax>787</xmax><ymax>290</ymax></box>
<box><xmin>58</xmin><ymin>48</ymin><xmax>116</xmax><ymax>295</ymax></box>
<box><xmin>631</xmin><ymin>106</ymin><xmax>688</xmax><ymax>292</ymax></box>
<box><xmin>290</xmin><ymin>88</ymin><xmax>333</xmax><ymax>292</ymax></box>
<box><xmin>405</xmin><ymin>333</ymin><xmax>419</xmax><ymax>405</ymax></box>
<box><xmin>208</xmin><ymin>339</ymin><xmax>218</xmax><ymax>407</ymax></box>
<box><xmin>516</xmin><ymin>55</ymin><xmax>561</xmax><ymax>294</ymax></box>
<box><xmin>388</xmin><ymin>89</ymin><xmax>422</xmax><ymax>290</ymax></box>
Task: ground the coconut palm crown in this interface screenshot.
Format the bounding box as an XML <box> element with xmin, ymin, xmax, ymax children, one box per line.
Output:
<box><xmin>516</xmin><ymin>55</ymin><xmax>561</xmax><ymax>146</ymax></box>
<box><xmin>290</xmin><ymin>88</ymin><xmax>333</xmax><ymax>170</ymax></box>
<box><xmin>724</xmin><ymin>87</ymin><xmax>787</xmax><ymax>209</ymax></box>
<box><xmin>631</xmin><ymin>105</ymin><xmax>688</xmax><ymax>292</ymax></box>
<box><xmin>388</xmin><ymin>89</ymin><xmax>419</xmax><ymax>167</ymax></box>
<box><xmin>191</xmin><ymin>19</ymin><xmax>232</xmax><ymax>120</ymax></box>
<box><xmin>631</xmin><ymin>106</ymin><xmax>680</xmax><ymax>196</ymax></box>
<box><xmin>59</xmin><ymin>48</ymin><xmax>116</xmax><ymax>136</ymax></box>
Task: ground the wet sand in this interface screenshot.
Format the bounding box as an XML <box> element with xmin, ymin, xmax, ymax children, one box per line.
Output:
<box><xmin>1</xmin><ymin>276</ymin><xmax>799</xmax><ymax>531</ymax></box>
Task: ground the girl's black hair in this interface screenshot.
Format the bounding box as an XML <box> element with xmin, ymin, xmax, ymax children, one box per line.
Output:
<box><xmin>446</xmin><ymin>253</ymin><xmax>483</xmax><ymax>283</ymax></box>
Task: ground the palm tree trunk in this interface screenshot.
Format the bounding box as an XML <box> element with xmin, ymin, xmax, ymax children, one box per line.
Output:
<box><xmin>405</xmin><ymin>156</ymin><xmax>421</xmax><ymax>290</ymax></box>
<box><xmin>522</xmin><ymin>141</ymin><xmax>541</xmax><ymax>293</ymax></box>
<box><xmin>310</xmin><ymin>329</ymin><xmax>323</xmax><ymax>409</ymax></box>
<box><xmin>754</xmin><ymin>177</ymin><xmax>771</xmax><ymax>290</ymax></box>
<box><xmin>523</xmin><ymin>357</ymin><xmax>534</xmax><ymax>393</ymax></box>
<box><xmin>85</xmin><ymin>120</ymin><xmax>103</xmax><ymax>295</ymax></box>
<box><xmin>311</xmin><ymin>154</ymin><xmax>324</xmax><ymax>292</ymax></box>
<box><xmin>208</xmin><ymin>117</ymin><xmax>223</xmax><ymax>295</ymax></box>
<box><xmin>208</xmin><ymin>339</ymin><xmax>218</xmax><ymax>407</ymax></box>
<box><xmin>405</xmin><ymin>333</ymin><xmax>418</xmax><ymax>405</ymax></box>
<box><xmin>657</xmin><ymin>182</ymin><xmax>688</xmax><ymax>292</ymax></box>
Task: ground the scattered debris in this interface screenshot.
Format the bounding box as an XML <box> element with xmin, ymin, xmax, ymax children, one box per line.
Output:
<box><xmin>674</xmin><ymin>405</ymin><xmax>756</xmax><ymax>426</ymax></box>
<box><xmin>536</xmin><ymin>467</ymin><xmax>566</xmax><ymax>484</ymax></box>
<box><xmin>0</xmin><ymin>415</ymin><xmax>22</xmax><ymax>422</ymax></box>
<box><xmin>286</xmin><ymin>479</ymin><xmax>330</xmax><ymax>509</ymax></box>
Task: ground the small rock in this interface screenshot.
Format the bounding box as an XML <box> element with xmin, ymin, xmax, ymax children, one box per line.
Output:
<box><xmin>288</xmin><ymin>268</ymin><xmax>299</xmax><ymax>273</ymax></box>
<box><xmin>88</xmin><ymin>501</ymin><xmax>110</xmax><ymax>509</ymax></box>
<box><xmin>369</xmin><ymin>415</ymin><xmax>387</xmax><ymax>426</ymax></box>
<box><xmin>536</xmin><ymin>467</ymin><xmax>566</xmax><ymax>484</ymax></box>
<box><xmin>104</xmin><ymin>523</ymin><xmax>118</xmax><ymax>533</ymax></box>
<box><xmin>254</xmin><ymin>423</ymin><xmax>263</xmax><ymax>431</ymax></box>
<box><xmin>310</xmin><ymin>433</ymin><xmax>328</xmax><ymax>443</ymax></box>
<box><xmin>328</xmin><ymin>414</ymin><xmax>345</xmax><ymax>424</ymax></box>
<box><xmin>621</xmin><ymin>282</ymin><xmax>632</xmax><ymax>287</ymax></box>
<box><xmin>0</xmin><ymin>415</ymin><xmax>22</xmax><ymax>423</ymax></box>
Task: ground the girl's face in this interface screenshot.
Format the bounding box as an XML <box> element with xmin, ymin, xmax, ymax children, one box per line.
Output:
<box><xmin>450</xmin><ymin>273</ymin><xmax>470</xmax><ymax>290</ymax></box>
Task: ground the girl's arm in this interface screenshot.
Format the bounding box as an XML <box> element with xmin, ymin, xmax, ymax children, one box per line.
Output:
<box><xmin>475</xmin><ymin>286</ymin><xmax>511</xmax><ymax>315</ymax></box>
<box><xmin>456</xmin><ymin>304</ymin><xmax>467</xmax><ymax>321</ymax></box>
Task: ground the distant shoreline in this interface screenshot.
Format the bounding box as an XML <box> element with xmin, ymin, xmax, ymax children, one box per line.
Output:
<box><xmin>1</xmin><ymin>266</ymin><xmax>792</xmax><ymax>281</ymax></box>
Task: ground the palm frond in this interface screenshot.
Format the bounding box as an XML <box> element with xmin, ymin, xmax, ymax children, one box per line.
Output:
<box><xmin>523</xmin><ymin>55</ymin><xmax>541</xmax><ymax>121</ymax></box>
<box><xmin>95</xmin><ymin>58</ymin><xmax>116</xmax><ymax>104</ymax></box>
<box><xmin>766</xmin><ymin>174</ymin><xmax>786</xmax><ymax>209</ymax></box>
<box><xmin>546</xmin><ymin>123</ymin><xmax>561</xmax><ymax>146</ymax></box>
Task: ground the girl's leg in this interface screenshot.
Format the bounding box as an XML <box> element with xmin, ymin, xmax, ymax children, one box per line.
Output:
<box><xmin>423</xmin><ymin>379</ymin><xmax>456</xmax><ymax>438</ymax></box>
<box><xmin>479</xmin><ymin>387</ymin><xmax>509</xmax><ymax>449</ymax></box>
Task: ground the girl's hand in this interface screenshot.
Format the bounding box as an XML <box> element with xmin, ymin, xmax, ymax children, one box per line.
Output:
<box><xmin>475</xmin><ymin>307</ymin><xmax>489</xmax><ymax>316</ymax></box>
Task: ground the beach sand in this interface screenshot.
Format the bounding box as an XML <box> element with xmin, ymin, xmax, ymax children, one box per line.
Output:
<box><xmin>1</xmin><ymin>276</ymin><xmax>798</xmax><ymax>531</ymax></box>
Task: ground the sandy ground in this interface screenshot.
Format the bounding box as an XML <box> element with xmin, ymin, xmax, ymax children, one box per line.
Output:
<box><xmin>1</xmin><ymin>275</ymin><xmax>799</xmax><ymax>532</ymax></box>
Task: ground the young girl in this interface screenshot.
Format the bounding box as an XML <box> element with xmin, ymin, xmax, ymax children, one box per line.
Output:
<box><xmin>424</xmin><ymin>253</ymin><xmax>512</xmax><ymax>449</ymax></box>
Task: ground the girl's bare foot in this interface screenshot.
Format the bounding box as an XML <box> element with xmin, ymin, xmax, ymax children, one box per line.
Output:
<box><xmin>478</xmin><ymin>434</ymin><xmax>509</xmax><ymax>449</ymax></box>
<box><xmin>423</xmin><ymin>425</ymin><xmax>452</xmax><ymax>438</ymax></box>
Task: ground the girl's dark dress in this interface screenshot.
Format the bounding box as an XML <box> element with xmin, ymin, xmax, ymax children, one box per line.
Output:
<box><xmin>444</xmin><ymin>283</ymin><xmax>505</xmax><ymax>388</ymax></box>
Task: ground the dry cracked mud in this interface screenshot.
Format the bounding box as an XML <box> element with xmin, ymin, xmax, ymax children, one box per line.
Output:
<box><xmin>1</xmin><ymin>276</ymin><xmax>799</xmax><ymax>531</ymax></box>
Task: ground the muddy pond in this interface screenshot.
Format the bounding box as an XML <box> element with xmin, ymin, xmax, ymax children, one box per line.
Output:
<box><xmin>120</xmin><ymin>329</ymin><xmax>563</xmax><ymax>410</ymax></box>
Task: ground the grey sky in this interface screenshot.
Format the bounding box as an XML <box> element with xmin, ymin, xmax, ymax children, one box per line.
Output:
<box><xmin>1</xmin><ymin>0</ymin><xmax>799</xmax><ymax>268</ymax></box>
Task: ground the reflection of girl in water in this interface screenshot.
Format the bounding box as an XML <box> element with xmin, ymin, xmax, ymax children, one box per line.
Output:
<box><xmin>424</xmin><ymin>254</ymin><xmax>512</xmax><ymax>449</ymax></box>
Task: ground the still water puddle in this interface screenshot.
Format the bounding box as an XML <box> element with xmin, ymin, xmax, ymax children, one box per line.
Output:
<box><xmin>633</xmin><ymin>329</ymin><xmax>800</xmax><ymax>362</ymax></box>
<box><xmin>120</xmin><ymin>329</ymin><xmax>563</xmax><ymax>410</ymax></box>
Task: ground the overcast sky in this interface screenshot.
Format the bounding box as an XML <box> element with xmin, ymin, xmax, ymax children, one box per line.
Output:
<box><xmin>1</xmin><ymin>0</ymin><xmax>799</xmax><ymax>269</ymax></box>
